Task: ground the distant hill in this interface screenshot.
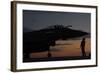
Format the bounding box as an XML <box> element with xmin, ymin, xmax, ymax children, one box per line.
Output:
<box><xmin>23</xmin><ymin>28</ymin><xmax>32</xmax><ymax>32</ymax></box>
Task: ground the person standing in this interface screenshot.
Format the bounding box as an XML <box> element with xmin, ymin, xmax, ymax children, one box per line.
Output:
<box><xmin>80</xmin><ymin>38</ymin><xmax>86</xmax><ymax>56</ymax></box>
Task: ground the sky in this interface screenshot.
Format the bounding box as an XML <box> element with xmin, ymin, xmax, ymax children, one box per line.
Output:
<box><xmin>23</xmin><ymin>10</ymin><xmax>91</xmax><ymax>33</ymax></box>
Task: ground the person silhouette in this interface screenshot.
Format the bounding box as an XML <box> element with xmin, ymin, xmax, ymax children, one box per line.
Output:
<box><xmin>80</xmin><ymin>38</ymin><xmax>86</xmax><ymax>56</ymax></box>
<box><xmin>48</xmin><ymin>50</ymin><xmax>52</xmax><ymax>58</ymax></box>
<box><xmin>48</xmin><ymin>52</ymin><xmax>52</xmax><ymax>58</ymax></box>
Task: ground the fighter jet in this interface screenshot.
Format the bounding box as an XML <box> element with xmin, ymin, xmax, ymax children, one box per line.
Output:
<box><xmin>23</xmin><ymin>25</ymin><xmax>89</xmax><ymax>58</ymax></box>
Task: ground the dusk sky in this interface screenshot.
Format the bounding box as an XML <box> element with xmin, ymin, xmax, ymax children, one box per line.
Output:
<box><xmin>23</xmin><ymin>10</ymin><xmax>91</xmax><ymax>33</ymax></box>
